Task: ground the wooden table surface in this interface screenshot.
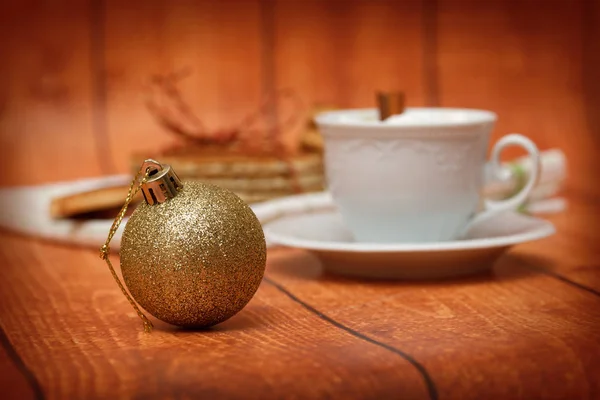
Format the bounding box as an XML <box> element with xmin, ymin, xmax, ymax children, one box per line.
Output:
<box><xmin>0</xmin><ymin>185</ymin><xmax>598</xmax><ymax>400</ymax></box>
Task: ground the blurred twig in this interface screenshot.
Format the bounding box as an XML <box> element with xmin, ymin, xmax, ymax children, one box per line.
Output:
<box><xmin>145</xmin><ymin>68</ymin><xmax>306</xmax><ymax>155</ymax></box>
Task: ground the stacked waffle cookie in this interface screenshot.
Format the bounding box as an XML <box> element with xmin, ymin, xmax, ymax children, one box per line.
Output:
<box><xmin>127</xmin><ymin>105</ymin><xmax>334</xmax><ymax>205</ymax></box>
<box><xmin>130</xmin><ymin>146</ymin><xmax>325</xmax><ymax>204</ymax></box>
<box><xmin>50</xmin><ymin>106</ymin><xmax>331</xmax><ymax>219</ymax></box>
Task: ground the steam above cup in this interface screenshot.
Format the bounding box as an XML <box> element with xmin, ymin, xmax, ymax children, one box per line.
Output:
<box><xmin>314</xmin><ymin>107</ymin><xmax>540</xmax><ymax>243</ymax></box>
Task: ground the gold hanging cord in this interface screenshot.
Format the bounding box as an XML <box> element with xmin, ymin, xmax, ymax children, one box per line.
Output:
<box><xmin>99</xmin><ymin>166</ymin><xmax>153</xmax><ymax>333</ymax></box>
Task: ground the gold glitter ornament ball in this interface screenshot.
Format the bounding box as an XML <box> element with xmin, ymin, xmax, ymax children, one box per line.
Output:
<box><xmin>120</xmin><ymin>181</ymin><xmax>267</xmax><ymax>328</ymax></box>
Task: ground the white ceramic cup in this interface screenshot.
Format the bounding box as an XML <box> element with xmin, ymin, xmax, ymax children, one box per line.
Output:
<box><xmin>315</xmin><ymin>108</ymin><xmax>540</xmax><ymax>243</ymax></box>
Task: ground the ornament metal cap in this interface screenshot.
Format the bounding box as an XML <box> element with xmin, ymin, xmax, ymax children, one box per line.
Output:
<box><xmin>140</xmin><ymin>159</ymin><xmax>183</xmax><ymax>205</ymax></box>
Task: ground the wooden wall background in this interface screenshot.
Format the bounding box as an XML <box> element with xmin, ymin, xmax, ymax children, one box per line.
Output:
<box><xmin>0</xmin><ymin>0</ymin><xmax>598</xmax><ymax>191</ymax></box>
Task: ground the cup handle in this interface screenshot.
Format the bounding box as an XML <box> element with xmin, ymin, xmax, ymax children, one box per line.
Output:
<box><xmin>484</xmin><ymin>133</ymin><xmax>540</xmax><ymax>213</ymax></box>
<box><xmin>461</xmin><ymin>133</ymin><xmax>541</xmax><ymax>236</ymax></box>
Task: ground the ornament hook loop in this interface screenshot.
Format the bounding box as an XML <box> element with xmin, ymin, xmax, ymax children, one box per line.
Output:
<box><xmin>140</xmin><ymin>159</ymin><xmax>163</xmax><ymax>175</ymax></box>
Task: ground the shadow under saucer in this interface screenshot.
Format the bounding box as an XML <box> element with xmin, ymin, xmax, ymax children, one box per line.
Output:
<box><xmin>267</xmin><ymin>246</ymin><xmax>542</xmax><ymax>286</ymax></box>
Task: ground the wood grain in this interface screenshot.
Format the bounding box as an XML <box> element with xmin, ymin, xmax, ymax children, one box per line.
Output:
<box><xmin>0</xmin><ymin>192</ymin><xmax>599</xmax><ymax>399</ymax></box>
<box><xmin>435</xmin><ymin>0</ymin><xmax>597</xmax><ymax>189</ymax></box>
<box><xmin>1</xmin><ymin>0</ymin><xmax>597</xmax><ymax>185</ymax></box>
<box><xmin>0</xmin><ymin>236</ymin><xmax>430</xmax><ymax>399</ymax></box>
<box><xmin>271</xmin><ymin>0</ymin><xmax>428</xmax><ymax>112</ymax></box>
<box><xmin>0</xmin><ymin>0</ymin><xmax>103</xmax><ymax>186</ymax></box>
<box><xmin>0</xmin><ymin>327</ymin><xmax>38</xmax><ymax>400</ymax></box>
<box><xmin>265</xmin><ymin>213</ymin><xmax>600</xmax><ymax>399</ymax></box>
<box><xmin>517</xmin><ymin>193</ymin><xmax>600</xmax><ymax>292</ymax></box>
<box><xmin>581</xmin><ymin>0</ymin><xmax>600</xmax><ymax>189</ymax></box>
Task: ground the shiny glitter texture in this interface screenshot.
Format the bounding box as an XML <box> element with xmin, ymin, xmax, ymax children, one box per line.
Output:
<box><xmin>120</xmin><ymin>182</ymin><xmax>267</xmax><ymax>328</ymax></box>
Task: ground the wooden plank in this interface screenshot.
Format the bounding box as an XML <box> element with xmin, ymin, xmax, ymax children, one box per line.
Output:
<box><xmin>271</xmin><ymin>0</ymin><xmax>428</xmax><ymax>114</ymax></box>
<box><xmin>0</xmin><ymin>0</ymin><xmax>102</xmax><ymax>186</ymax></box>
<box><xmin>0</xmin><ymin>195</ymin><xmax>597</xmax><ymax>399</ymax></box>
<box><xmin>513</xmin><ymin>193</ymin><xmax>600</xmax><ymax>292</ymax></box>
<box><xmin>435</xmin><ymin>0</ymin><xmax>595</xmax><ymax>190</ymax></box>
<box><xmin>581</xmin><ymin>0</ymin><xmax>600</xmax><ymax>189</ymax></box>
<box><xmin>0</xmin><ymin>235</ymin><xmax>430</xmax><ymax>399</ymax></box>
<box><xmin>102</xmin><ymin>0</ymin><xmax>265</xmax><ymax>174</ymax></box>
<box><xmin>0</xmin><ymin>329</ymin><xmax>37</xmax><ymax>400</ymax></box>
<box><xmin>266</xmin><ymin>246</ymin><xmax>600</xmax><ymax>399</ymax></box>
<box><xmin>1</xmin><ymin>196</ymin><xmax>599</xmax><ymax>398</ymax></box>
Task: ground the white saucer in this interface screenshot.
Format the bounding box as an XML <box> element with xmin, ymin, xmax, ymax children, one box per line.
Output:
<box><xmin>256</xmin><ymin>192</ymin><xmax>556</xmax><ymax>279</ymax></box>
